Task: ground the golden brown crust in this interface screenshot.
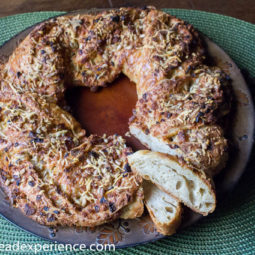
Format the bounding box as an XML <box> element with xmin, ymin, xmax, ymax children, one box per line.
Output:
<box><xmin>120</xmin><ymin>186</ymin><xmax>144</xmax><ymax>219</ymax></box>
<box><xmin>129</xmin><ymin>64</ymin><xmax>230</xmax><ymax>174</ymax></box>
<box><xmin>0</xmin><ymin>7</ymin><xmax>229</xmax><ymax>226</ymax></box>
<box><xmin>130</xmin><ymin>124</ymin><xmax>228</xmax><ymax>176</ymax></box>
<box><xmin>0</xmin><ymin>91</ymin><xmax>142</xmax><ymax>226</ymax></box>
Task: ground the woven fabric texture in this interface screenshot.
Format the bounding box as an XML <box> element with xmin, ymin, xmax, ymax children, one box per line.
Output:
<box><xmin>0</xmin><ymin>9</ymin><xmax>254</xmax><ymax>255</ymax></box>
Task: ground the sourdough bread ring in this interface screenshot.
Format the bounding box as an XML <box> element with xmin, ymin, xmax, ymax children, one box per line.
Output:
<box><xmin>0</xmin><ymin>7</ymin><xmax>230</xmax><ymax>226</ymax></box>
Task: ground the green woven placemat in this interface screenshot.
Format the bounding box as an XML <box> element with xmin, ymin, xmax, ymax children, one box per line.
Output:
<box><xmin>0</xmin><ymin>9</ymin><xmax>254</xmax><ymax>255</ymax></box>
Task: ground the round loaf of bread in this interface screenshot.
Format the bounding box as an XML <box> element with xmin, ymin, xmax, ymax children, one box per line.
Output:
<box><xmin>0</xmin><ymin>7</ymin><xmax>230</xmax><ymax>226</ymax></box>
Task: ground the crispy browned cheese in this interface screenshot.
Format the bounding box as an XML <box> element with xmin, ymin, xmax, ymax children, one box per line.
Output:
<box><xmin>0</xmin><ymin>7</ymin><xmax>230</xmax><ymax>226</ymax></box>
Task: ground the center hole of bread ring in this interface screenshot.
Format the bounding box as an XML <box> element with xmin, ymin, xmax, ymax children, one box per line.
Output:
<box><xmin>66</xmin><ymin>74</ymin><xmax>147</xmax><ymax>151</ymax></box>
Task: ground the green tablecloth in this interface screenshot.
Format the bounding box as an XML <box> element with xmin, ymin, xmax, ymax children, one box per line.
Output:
<box><xmin>0</xmin><ymin>9</ymin><xmax>254</xmax><ymax>255</ymax></box>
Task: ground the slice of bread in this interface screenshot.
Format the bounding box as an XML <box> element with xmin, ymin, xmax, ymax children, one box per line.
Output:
<box><xmin>120</xmin><ymin>186</ymin><xmax>144</xmax><ymax>219</ymax></box>
<box><xmin>143</xmin><ymin>180</ymin><xmax>182</xmax><ymax>235</ymax></box>
<box><xmin>128</xmin><ymin>150</ymin><xmax>216</xmax><ymax>216</ymax></box>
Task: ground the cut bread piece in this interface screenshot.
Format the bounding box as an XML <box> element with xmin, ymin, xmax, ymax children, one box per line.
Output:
<box><xmin>120</xmin><ymin>186</ymin><xmax>144</xmax><ymax>219</ymax></box>
<box><xmin>128</xmin><ymin>150</ymin><xmax>216</xmax><ymax>215</ymax></box>
<box><xmin>143</xmin><ymin>180</ymin><xmax>182</xmax><ymax>235</ymax></box>
<box><xmin>129</xmin><ymin>125</ymin><xmax>228</xmax><ymax>176</ymax></box>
